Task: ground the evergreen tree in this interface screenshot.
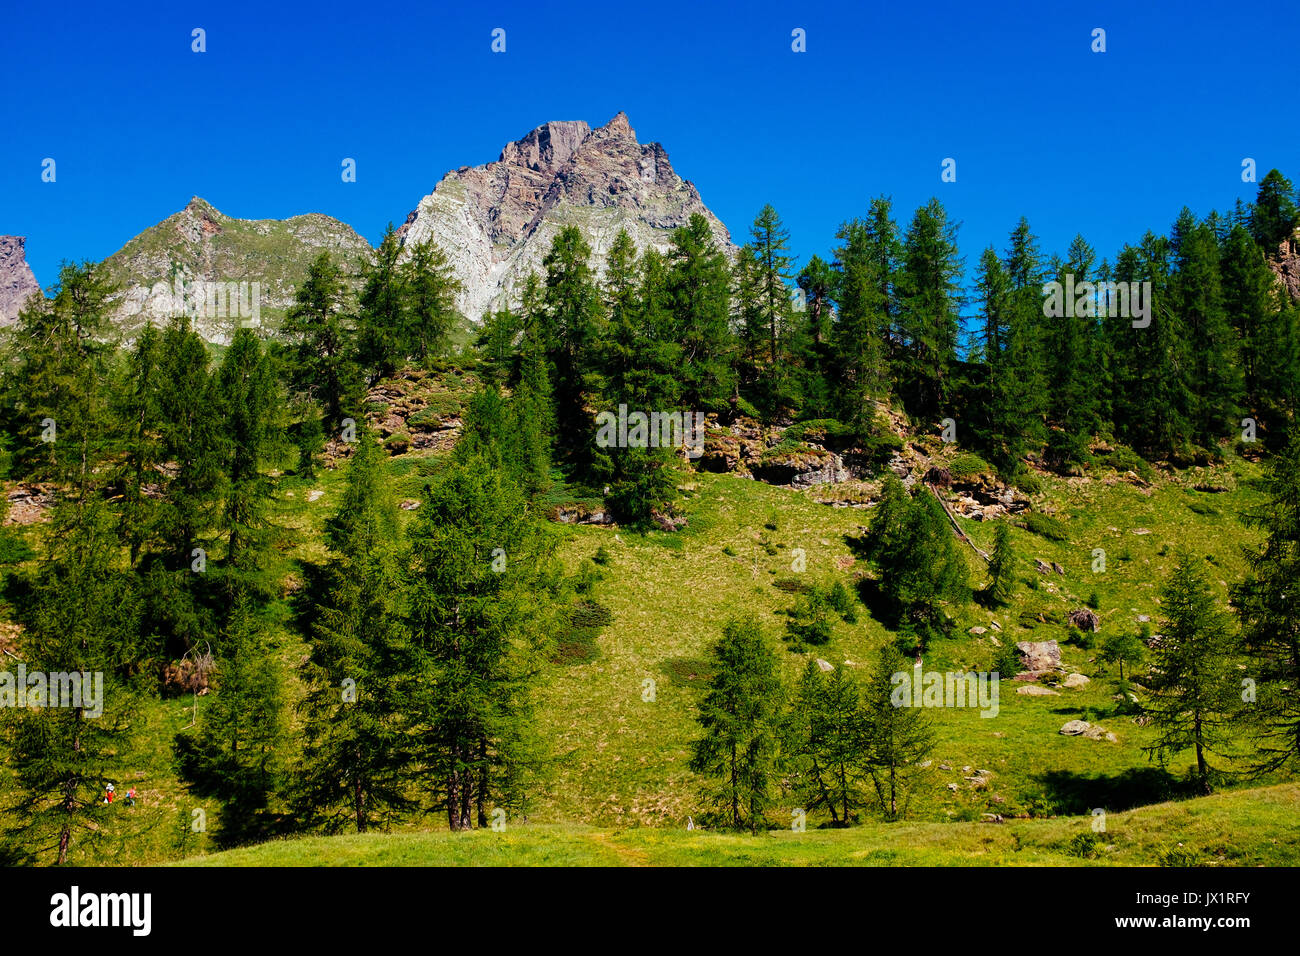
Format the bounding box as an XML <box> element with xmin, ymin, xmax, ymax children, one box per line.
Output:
<box><xmin>749</xmin><ymin>205</ymin><xmax>795</xmax><ymax>366</ymax></box>
<box><xmin>786</xmin><ymin>660</ymin><xmax>868</xmax><ymax>826</ymax></box>
<box><xmin>862</xmin><ymin>475</ymin><xmax>968</xmax><ymax>647</ymax></box>
<box><xmin>667</xmin><ymin>214</ymin><xmax>734</xmax><ymax>412</ymax></box>
<box><xmin>6</xmin><ymin>262</ymin><xmax>118</xmax><ymax>495</ymax></box>
<box><xmin>0</xmin><ymin>499</ymin><xmax>142</xmax><ymax>864</ymax></box>
<box><xmin>1145</xmin><ymin>552</ymin><xmax>1242</xmax><ymax>793</ymax></box>
<box><xmin>861</xmin><ymin>643</ymin><xmax>934</xmax><ymax>820</ymax></box>
<box><xmin>689</xmin><ymin>616</ymin><xmax>783</xmax><ymax>832</ymax></box>
<box><xmin>1044</xmin><ymin>236</ymin><xmax>1102</xmax><ymax>470</ymax></box>
<box><xmin>984</xmin><ymin>521</ymin><xmax>1016</xmax><ymax>606</ymax></box>
<box><xmin>153</xmin><ymin>315</ymin><xmax>224</xmax><ymax>570</ymax></box>
<box><xmin>357</xmin><ymin>224</ymin><xmax>408</xmax><ymax>381</ymax></box>
<box><xmin>282</xmin><ymin>252</ymin><xmax>361</xmax><ymax>434</ymax></box>
<box><xmin>113</xmin><ymin>323</ymin><xmax>166</xmax><ymax>567</ymax></box>
<box><xmin>174</xmin><ymin>593</ymin><xmax>286</xmax><ymax>846</ymax></box>
<box><xmin>541</xmin><ymin>226</ymin><xmax>605</xmax><ymax>462</ymax></box>
<box><xmin>829</xmin><ymin>200</ymin><xmax>898</xmax><ymax>432</ymax></box>
<box><xmin>401</xmin><ymin>238</ymin><xmax>461</xmax><ymax>366</ymax></box>
<box><xmin>293</xmin><ymin>432</ymin><xmax>414</xmax><ymax>833</ymax></box>
<box><xmin>1250</xmin><ymin>169</ymin><xmax>1299</xmax><ymax>250</ymax></box>
<box><xmin>214</xmin><ymin>328</ymin><xmax>283</xmax><ymax>583</ymax></box>
<box><xmin>895</xmin><ymin>198</ymin><xmax>963</xmax><ymax>420</ymax></box>
<box><xmin>997</xmin><ymin>220</ymin><xmax>1049</xmax><ymax>469</ymax></box>
<box><xmin>1173</xmin><ymin>214</ymin><xmax>1241</xmax><ymax>449</ymax></box>
<box><xmin>406</xmin><ymin>457</ymin><xmax>556</xmax><ymax>830</ymax></box>
<box><xmin>1233</xmin><ymin>434</ymin><xmax>1300</xmax><ymax>773</ymax></box>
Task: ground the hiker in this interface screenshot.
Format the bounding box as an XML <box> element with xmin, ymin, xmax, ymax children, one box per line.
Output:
<box><xmin>104</xmin><ymin>783</ymin><xmax>115</xmax><ymax>805</ymax></box>
<box><xmin>125</xmin><ymin>788</ymin><xmax>137</xmax><ymax>807</ymax></box>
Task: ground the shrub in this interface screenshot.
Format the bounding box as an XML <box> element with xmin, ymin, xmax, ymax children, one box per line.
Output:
<box><xmin>1022</xmin><ymin>511</ymin><xmax>1069</xmax><ymax>542</ymax></box>
<box><xmin>825</xmin><ymin>580</ymin><xmax>858</xmax><ymax>623</ymax></box>
<box><xmin>992</xmin><ymin>641</ymin><xmax>1022</xmax><ymax>679</ymax></box>
<box><xmin>1066</xmin><ymin>832</ymin><xmax>1100</xmax><ymax>859</ymax></box>
<box><xmin>948</xmin><ymin>452</ymin><xmax>993</xmax><ymax>480</ymax></box>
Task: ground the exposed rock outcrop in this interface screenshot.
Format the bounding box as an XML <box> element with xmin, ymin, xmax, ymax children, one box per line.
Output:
<box><xmin>0</xmin><ymin>236</ymin><xmax>41</xmax><ymax>326</ymax></box>
<box><xmin>1270</xmin><ymin>230</ymin><xmax>1300</xmax><ymax>301</ymax></box>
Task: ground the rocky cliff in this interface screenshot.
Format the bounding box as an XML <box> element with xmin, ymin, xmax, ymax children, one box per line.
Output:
<box><xmin>396</xmin><ymin>112</ymin><xmax>734</xmax><ymax>321</ymax></box>
<box><xmin>0</xmin><ymin>236</ymin><xmax>41</xmax><ymax>327</ymax></box>
<box><xmin>102</xmin><ymin>198</ymin><xmax>374</xmax><ymax>344</ymax></box>
<box><xmin>1270</xmin><ymin>230</ymin><xmax>1300</xmax><ymax>301</ymax></box>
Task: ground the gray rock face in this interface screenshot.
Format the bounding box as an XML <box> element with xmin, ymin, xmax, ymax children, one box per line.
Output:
<box><xmin>396</xmin><ymin>112</ymin><xmax>735</xmax><ymax>321</ymax></box>
<box><xmin>1016</xmin><ymin>640</ymin><xmax>1062</xmax><ymax>673</ymax></box>
<box><xmin>0</xmin><ymin>236</ymin><xmax>41</xmax><ymax>326</ymax></box>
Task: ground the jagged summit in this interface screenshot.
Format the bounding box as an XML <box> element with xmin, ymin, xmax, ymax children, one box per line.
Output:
<box><xmin>398</xmin><ymin>113</ymin><xmax>733</xmax><ymax>321</ymax></box>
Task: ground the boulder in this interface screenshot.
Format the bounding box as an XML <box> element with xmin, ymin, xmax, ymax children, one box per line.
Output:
<box><xmin>1016</xmin><ymin>640</ymin><xmax>1061</xmax><ymax>672</ymax></box>
<box><xmin>1063</xmin><ymin>673</ymin><xmax>1091</xmax><ymax>689</ymax></box>
<box><xmin>1017</xmin><ymin>685</ymin><xmax>1060</xmax><ymax>696</ymax></box>
<box><xmin>1059</xmin><ymin>720</ymin><xmax>1116</xmax><ymax>741</ymax></box>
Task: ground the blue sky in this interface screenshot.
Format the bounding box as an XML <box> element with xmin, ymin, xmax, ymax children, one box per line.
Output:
<box><xmin>3</xmin><ymin>0</ymin><xmax>1295</xmax><ymax>310</ymax></box>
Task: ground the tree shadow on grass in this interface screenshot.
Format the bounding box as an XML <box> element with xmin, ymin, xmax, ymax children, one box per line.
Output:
<box><xmin>1031</xmin><ymin>766</ymin><xmax>1196</xmax><ymax>815</ymax></box>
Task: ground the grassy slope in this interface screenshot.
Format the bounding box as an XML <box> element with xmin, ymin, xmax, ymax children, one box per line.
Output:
<box><xmin>3</xmin><ymin>385</ymin><xmax>1292</xmax><ymax>865</ymax></box>
<box><xmin>181</xmin><ymin>784</ymin><xmax>1300</xmax><ymax>867</ymax></box>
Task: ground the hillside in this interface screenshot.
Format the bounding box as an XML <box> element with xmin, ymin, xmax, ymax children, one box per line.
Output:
<box><xmin>2</xmin><ymin>370</ymin><xmax>1286</xmax><ymax>865</ymax></box>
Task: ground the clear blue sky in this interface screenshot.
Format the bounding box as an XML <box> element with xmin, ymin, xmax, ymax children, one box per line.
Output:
<box><xmin>3</xmin><ymin>0</ymin><xmax>1294</xmax><ymax>309</ymax></box>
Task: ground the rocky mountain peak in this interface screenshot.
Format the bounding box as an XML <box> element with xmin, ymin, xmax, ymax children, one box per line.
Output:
<box><xmin>0</xmin><ymin>235</ymin><xmax>42</xmax><ymax>327</ymax></box>
<box><xmin>398</xmin><ymin>113</ymin><xmax>733</xmax><ymax>321</ymax></box>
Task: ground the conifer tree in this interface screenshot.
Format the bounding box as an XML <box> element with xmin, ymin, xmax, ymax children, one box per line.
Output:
<box><xmin>174</xmin><ymin>593</ymin><xmax>286</xmax><ymax>846</ymax></box>
<box><xmin>985</xmin><ymin>521</ymin><xmax>1016</xmax><ymax>606</ymax></box>
<box><xmin>401</xmin><ymin>238</ymin><xmax>461</xmax><ymax>366</ymax></box>
<box><xmin>282</xmin><ymin>251</ymin><xmax>361</xmax><ymax>434</ymax></box>
<box><xmin>1044</xmin><ymin>236</ymin><xmax>1102</xmax><ymax>470</ymax></box>
<box><xmin>214</xmin><ymin>328</ymin><xmax>283</xmax><ymax>583</ymax></box>
<box><xmin>1145</xmin><ymin>552</ymin><xmax>1242</xmax><ymax>793</ymax></box>
<box><xmin>895</xmin><ymin>198</ymin><xmax>962</xmax><ymax>420</ymax></box>
<box><xmin>357</xmin><ymin>224</ymin><xmax>408</xmax><ymax>381</ymax></box>
<box><xmin>1250</xmin><ymin>169</ymin><xmax>1299</xmax><ymax>251</ymax></box>
<box><xmin>0</xmin><ymin>499</ymin><xmax>142</xmax><ymax>864</ymax></box>
<box><xmin>1233</xmin><ymin>434</ymin><xmax>1300</xmax><ymax>773</ymax></box>
<box><xmin>829</xmin><ymin>200</ymin><xmax>898</xmax><ymax>430</ymax></box>
<box><xmin>748</xmin><ymin>204</ymin><xmax>796</xmax><ymax>368</ymax></box>
<box><xmin>862</xmin><ymin>476</ymin><xmax>968</xmax><ymax>647</ymax></box>
<box><xmin>6</xmin><ymin>262</ymin><xmax>118</xmax><ymax>495</ymax></box>
<box><xmin>113</xmin><ymin>323</ymin><xmax>166</xmax><ymax>566</ymax></box>
<box><xmin>293</xmin><ymin>432</ymin><xmax>414</xmax><ymax>832</ymax></box>
<box><xmin>861</xmin><ymin>643</ymin><xmax>934</xmax><ymax>820</ymax></box>
<box><xmin>667</xmin><ymin>214</ymin><xmax>734</xmax><ymax>412</ymax></box>
<box><xmin>786</xmin><ymin>660</ymin><xmax>868</xmax><ymax>826</ymax></box>
<box><xmin>406</xmin><ymin>457</ymin><xmax>556</xmax><ymax>830</ymax></box>
<box><xmin>689</xmin><ymin>616</ymin><xmax>783</xmax><ymax>832</ymax></box>
<box><xmin>153</xmin><ymin>314</ymin><xmax>224</xmax><ymax>571</ymax></box>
